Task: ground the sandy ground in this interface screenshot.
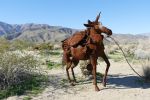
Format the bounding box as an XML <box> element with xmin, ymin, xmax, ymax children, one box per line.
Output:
<box><xmin>7</xmin><ymin>60</ymin><xmax>150</xmax><ymax>100</ymax></box>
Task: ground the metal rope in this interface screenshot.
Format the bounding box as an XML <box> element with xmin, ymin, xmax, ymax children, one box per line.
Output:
<box><xmin>108</xmin><ymin>36</ymin><xmax>143</xmax><ymax>79</ymax></box>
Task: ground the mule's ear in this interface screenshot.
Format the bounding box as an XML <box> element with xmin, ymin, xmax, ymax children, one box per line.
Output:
<box><xmin>84</xmin><ymin>24</ymin><xmax>93</xmax><ymax>27</ymax></box>
<box><xmin>88</xmin><ymin>20</ymin><xmax>92</xmax><ymax>24</ymax></box>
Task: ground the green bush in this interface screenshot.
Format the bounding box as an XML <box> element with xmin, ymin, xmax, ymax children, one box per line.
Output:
<box><xmin>10</xmin><ymin>39</ymin><xmax>34</xmax><ymax>50</ymax></box>
<box><xmin>79</xmin><ymin>60</ymin><xmax>92</xmax><ymax>76</ymax></box>
<box><xmin>0</xmin><ymin>38</ymin><xmax>33</xmax><ymax>52</ymax></box>
<box><xmin>33</xmin><ymin>42</ymin><xmax>54</xmax><ymax>50</ymax></box>
<box><xmin>0</xmin><ymin>52</ymin><xmax>47</xmax><ymax>99</ymax></box>
<box><xmin>48</xmin><ymin>51</ymin><xmax>60</xmax><ymax>55</ymax></box>
<box><xmin>46</xmin><ymin>60</ymin><xmax>61</xmax><ymax>69</ymax></box>
<box><xmin>0</xmin><ymin>38</ymin><xmax>10</xmax><ymax>53</ymax></box>
<box><xmin>23</xmin><ymin>96</ymin><xmax>32</xmax><ymax>100</ymax></box>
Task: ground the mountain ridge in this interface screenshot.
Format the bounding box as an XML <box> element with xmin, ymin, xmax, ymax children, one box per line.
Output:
<box><xmin>0</xmin><ymin>21</ymin><xmax>149</xmax><ymax>43</ymax></box>
<box><xmin>0</xmin><ymin>21</ymin><xmax>77</xmax><ymax>42</ymax></box>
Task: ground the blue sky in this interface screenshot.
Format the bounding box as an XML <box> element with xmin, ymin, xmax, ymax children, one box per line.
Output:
<box><xmin>0</xmin><ymin>0</ymin><xmax>150</xmax><ymax>34</ymax></box>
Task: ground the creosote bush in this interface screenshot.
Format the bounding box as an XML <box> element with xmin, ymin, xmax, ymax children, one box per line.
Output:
<box><xmin>0</xmin><ymin>38</ymin><xmax>34</xmax><ymax>52</ymax></box>
<box><xmin>0</xmin><ymin>51</ymin><xmax>47</xmax><ymax>99</ymax></box>
<box><xmin>0</xmin><ymin>38</ymin><xmax>10</xmax><ymax>53</ymax></box>
<box><xmin>46</xmin><ymin>60</ymin><xmax>61</xmax><ymax>69</ymax></box>
<box><xmin>79</xmin><ymin>60</ymin><xmax>92</xmax><ymax>77</ymax></box>
<box><xmin>10</xmin><ymin>39</ymin><xmax>34</xmax><ymax>50</ymax></box>
<box><xmin>33</xmin><ymin>42</ymin><xmax>54</xmax><ymax>50</ymax></box>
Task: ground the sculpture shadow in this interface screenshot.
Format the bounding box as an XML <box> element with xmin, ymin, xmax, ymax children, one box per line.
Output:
<box><xmin>75</xmin><ymin>74</ymin><xmax>150</xmax><ymax>90</ymax></box>
<box><xmin>106</xmin><ymin>74</ymin><xmax>150</xmax><ymax>89</ymax></box>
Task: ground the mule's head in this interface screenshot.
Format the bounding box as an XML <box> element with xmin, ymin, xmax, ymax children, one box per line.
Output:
<box><xmin>84</xmin><ymin>13</ymin><xmax>112</xmax><ymax>36</ymax></box>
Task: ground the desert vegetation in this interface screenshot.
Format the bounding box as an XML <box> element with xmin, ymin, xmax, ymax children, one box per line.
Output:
<box><xmin>104</xmin><ymin>37</ymin><xmax>150</xmax><ymax>62</ymax></box>
<box><xmin>0</xmin><ymin>38</ymin><xmax>48</xmax><ymax>99</ymax></box>
<box><xmin>0</xmin><ymin>35</ymin><xmax>149</xmax><ymax>100</ymax></box>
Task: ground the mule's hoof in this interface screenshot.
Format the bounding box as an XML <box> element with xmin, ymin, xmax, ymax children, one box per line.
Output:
<box><xmin>73</xmin><ymin>80</ymin><xmax>77</xmax><ymax>83</ymax></box>
<box><xmin>95</xmin><ymin>86</ymin><xmax>100</xmax><ymax>91</ymax></box>
<box><xmin>69</xmin><ymin>80</ymin><xmax>72</xmax><ymax>83</ymax></box>
<box><xmin>102</xmin><ymin>83</ymin><xmax>106</xmax><ymax>87</ymax></box>
<box><xmin>102</xmin><ymin>78</ymin><xmax>106</xmax><ymax>87</ymax></box>
<box><xmin>70</xmin><ymin>82</ymin><xmax>75</xmax><ymax>86</ymax></box>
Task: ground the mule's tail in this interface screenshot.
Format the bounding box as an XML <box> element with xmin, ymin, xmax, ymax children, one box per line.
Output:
<box><xmin>61</xmin><ymin>39</ymin><xmax>69</xmax><ymax>51</ymax></box>
<box><xmin>61</xmin><ymin>39</ymin><xmax>68</xmax><ymax>69</ymax></box>
<box><xmin>61</xmin><ymin>53</ymin><xmax>66</xmax><ymax>69</ymax></box>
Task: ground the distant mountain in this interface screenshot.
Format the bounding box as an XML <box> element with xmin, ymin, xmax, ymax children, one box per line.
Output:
<box><xmin>0</xmin><ymin>21</ymin><xmax>15</xmax><ymax>35</ymax></box>
<box><xmin>139</xmin><ymin>33</ymin><xmax>150</xmax><ymax>37</ymax></box>
<box><xmin>0</xmin><ymin>21</ymin><xmax>77</xmax><ymax>42</ymax></box>
<box><xmin>111</xmin><ymin>33</ymin><xmax>149</xmax><ymax>44</ymax></box>
<box><xmin>0</xmin><ymin>21</ymin><xmax>149</xmax><ymax>43</ymax></box>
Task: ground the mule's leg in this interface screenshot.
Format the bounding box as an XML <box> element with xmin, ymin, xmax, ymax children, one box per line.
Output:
<box><xmin>71</xmin><ymin>59</ymin><xmax>79</xmax><ymax>83</ymax></box>
<box><xmin>71</xmin><ymin>68</ymin><xmax>76</xmax><ymax>82</ymax></box>
<box><xmin>101</xmin><ymin>52</ymin><xmax>110</xmax><ymax>87</ymax></box>
<box><xmin>63</xmin><ymin>51</ymin><xmax>72</xmax><ymax>83</ymax></box>
<box><xmin>66</xmin><ymin>62</ymin><xmax>72</xmax><ymax>83</ymax></box>
<box><xmin>90</xmin><ymin>56</ymin><xmax>100</xmax><ymax>91</ymax></box>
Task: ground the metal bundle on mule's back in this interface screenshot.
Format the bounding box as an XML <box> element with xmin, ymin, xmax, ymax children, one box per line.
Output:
<box><xmin>67</xmin><ymin>31</ymin><xmax>87</xmax><ymax>46</ymax></box>
<box><xmin>61</xmin><ymin>31</ymin><xmax>87</xmax><ymax>51</ymax></box>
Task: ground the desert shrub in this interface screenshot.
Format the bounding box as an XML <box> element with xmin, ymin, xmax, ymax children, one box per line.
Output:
<box><xmin>134</xmin><ymin>40</ymin><xmax>150</xmax><ymax>59</ymax></box>
<box><xmin>33</xmin><ymin>42</ymin><xmax>54</xmax><ymax>50</ymax></box>
<box><xmin>48</xmin><ymin>51</ymin><xmax>61</xmax><ymax>55</ymax></box>
<box><xmin>53</xmin><ymin>44</ymin><xmax>61</xmax><ymax>50</ymax></box>
<box><xmin>79</xmin><ymin>60</ymin><xmax>92</xmax><ymax>77</ymax></box>
<box><xmin>108</xmin><ymin>51</ymin><xmax>123</xmax><ymax>62</ymax></box>
<box><xmin>39</xmin><ymin>49</ymin><xmax>61</xmax><ymax>61</ymax></box>
<box><xmin>0</xmin><ymin>38</ymin><xmax>34</xmax><ymax>52</ymax></box>
<box><xmin>106</xmin><ymin>44</ymin><xmax>138</xmax><ymax>62</ymax></box>
<box><xmin>40</xmin><ymin>50</ymin><xmax>61</xmax><ymax>56</ymax></box>
<box><xmin>0</xmin><ymin>52</ymin><xmax>47</xmax><ymax>99</ymax></box>
<box><xmin>46</xmin><ymin>60</ymin><xmax>61</xmax><ymax>69</ymax></box>
<box><xmin>134</xmin><ymin>49</ymin><xmax>150</xmax><ymax>59</ymax></box>
<box><xmin>10</xmin><ymin>39</ymin><xmax>34</xmax><ymax>51</ymax></box>
<box><xmin>23</xmin><ymin>96</ymin><xmax>32</xmax><ymax>100</ymax></box>
<box><xmin>0</xmin><ymin>38</ymin><xmax>10</xmax><ymax>53</ymax></box>
<box><xmin>142</xmin><ymin>59</ymin><xmax>150</xmax><ymax>82</ymax></box>
<box><xmin>105</xmin><ymin>45</ymin><xmax>119</xmax><ymax>55</ymax></box>
<box><xmin>125</xmin><ymin>49</ymin><xmax>134</xmax><ymax>58</ymax></box>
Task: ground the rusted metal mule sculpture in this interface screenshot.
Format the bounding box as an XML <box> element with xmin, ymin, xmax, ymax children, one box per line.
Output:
<box><xmin>62</xmin><ymin>13</ymin><xmax>112</xmax><ymax>91</ymax></box>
